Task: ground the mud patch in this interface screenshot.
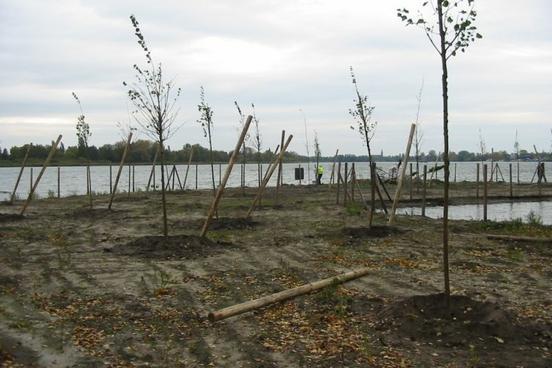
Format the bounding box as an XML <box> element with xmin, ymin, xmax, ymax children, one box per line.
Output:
<box><xmin>377</xmin><ymin>294</ymin><xmax>551</xmax><ymax>365</ymax></box>
<box><xmin>105</xmin><ymin>234</ymin><xmax>238</xmax><ymax>260</ymax></box>
<box><xmin>208</xmin><ymin>217</ymin><xmax>259</xmax><ymax>230</ymax></box>
<box><xmin>0</xmin><ymin>213</ymin><xmax>24</xmax><ymax>223</ymax></box>
<box><xmin>67</xmin><ymin>208</ymin><xmax>125</xmax><ymax>220</ymax></box>
<box><xmin>343</xmin><ymin>225</ymin><xmax>403</xmax><ymax>239</ymax></box>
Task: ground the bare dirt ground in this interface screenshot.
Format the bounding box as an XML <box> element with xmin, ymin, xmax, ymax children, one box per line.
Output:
<box><xmin>0</xmin><ymin>181</ymin><xmax>551</xmax><ymax>367</ymax></box>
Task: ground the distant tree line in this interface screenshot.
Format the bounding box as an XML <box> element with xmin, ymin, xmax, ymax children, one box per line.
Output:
<box><xmin>0</xmin><ymin>140</ymin><xmax>549</xmax><ymax>166</ymax></box>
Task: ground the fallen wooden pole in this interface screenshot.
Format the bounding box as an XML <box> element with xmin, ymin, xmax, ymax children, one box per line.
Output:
<box><xmin>201</xmin><ymin>116</ymin><xmax>252</xmax><ymax>237</ymax></box>
<box><xmin>208</xmin><ymin>267</ymin><xmax>372</xmax><ymax>322</ymax></box>
<box><xmin>485</xmin><ymin>234</ymin><xmax>552</xmax><ymax>243</ymax></box>
<box><xmin>389</xmin><ymin>123</ymin><xmax>416</xmax><ymax>224</ymax></box>
<box><xmin>20</xmin><ymin>136</ymin><xmax>62</xmax><ymax>215</ymax></box>
<box><xmin>108</xmin><ymin>133</ymin><xmax>133</xmax><ymax>210</ymax></box>
<box><xmin>247</xmin><ymin>135</ymin><xmax>293</xmax><ymax>218</ymax></box>
<box><xmin>10</xmin><ymin>144</ymin><xmax>31</xmax><ymax>204</ymax></box>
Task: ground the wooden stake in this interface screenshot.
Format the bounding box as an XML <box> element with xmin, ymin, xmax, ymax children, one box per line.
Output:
<box><xmin>276</xmin><ymin>130</ymin><xmax>285</xmax><ymax>201</ymax></box>
<box><xmin>351</xmin><ymin>163</ymin><xmax>356</xmax><ymax>202</ymax></box>
<box><xmin>247</xmin><ymin>135</ymin><xmax>293</xmax><ymax>218</ymax></box>
<box><xmin>30</xmin><ymin>168</ymin><xmax>33</xmax><ymax>194</ymax></box>
<box><xmin>409</xmin><ymin>163</ymin><xmax>413</xmax><ymax>201</ymax></box>
<box><xmin>369</xmin><ymin>162</ymin><xmax>376</xmax><ymax>227</ymax></box>
<box><xmin>421</xmin><ymin>164</ymin><xmax>427</xmax><ymax>217</ymax></box>
<box><xmin>146</xmin><ymin>148</ymin><xmax>160</xmax><ymax>191</ymax></box>
<box><xmin>476</xmin><ymin>163</ymin><xmax>480</xmax><ymax>199</ymax></box>
<box><xmin>509</xmin><ymin>163</ymin><xmax>513</xmax><ymax>199</ymax></box>
<box><xmin>109</xmin><ymin>164</ymin><xmax>113</xmax><ymax>194</ymax></box>
<box><xmin>57</xmin><ymin>166</ymin><xmax>60</xmax><ymax>198</ymax></box>
<box><xmin>182</xmin><ymin>146</ymin><xmax>194</xmax><ymax>189</ymax></box>
<box><xmin>328</xmin><ymin>149</ymin><xmax>339</xmax><ymax>188</ymax></box>
<box><xmin>87</xmin><ymin>165</ymin><xmax>93</xmax><ymax>208</ymax></box>
<box><xmin>10</xmin><ymin>144</ymin><xmax>31</xmax><ymax>204</ymax></box>
<box><xmin>200</xmin><ymin>116</ymin><xmax>252</xmax><ymax>237</ymax></box>
<box><xmin>208</xmin><ymin>267</ymin><xmax>372</xmax><ymax>322</ymax></box>
<box><xmin>108</xmin><ymin>133</ymin><xmax>133</xmax><ymax>210</ymax></box>
<box><xmin>388</xmin><ymin>124</ymin><xmax>416</xmax><ymax>224</ymax></box>
<box><xmin>336</xmin><ymin>160</ymin><xmax>341</xmax><ymax>204</ymax></box>
<box><xmin>20</xmin><ymin>135</ymin><xmax>62</xmax><ymax>215</ymax></box>
<box><xmin>195</xmin><ymin>164</ymin><xmax>198</xmax><ymax>190</ymax></box>
<box><xmin>343</xmin><ymin>162</ymin><xmax>348</xmax><ymax>207</ymax></box>
<box><xmin>483</xmin><ymin>164</ymin><xmax>488</xmax><ymax>221</ymax></box>
<box><xmin>132</xmin><ymin>165</ymin><xmax>135</xmax><ymax>192</ymax></box>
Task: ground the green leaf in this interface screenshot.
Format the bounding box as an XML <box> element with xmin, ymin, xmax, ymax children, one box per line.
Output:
<box><xmin>476</xmin><ymin>33</ymin><xmax>483</xmax><ymax>39</ymax></box>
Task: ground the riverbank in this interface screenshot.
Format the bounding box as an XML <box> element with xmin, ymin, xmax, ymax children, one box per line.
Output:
<box><xmin>0</xmin><ymin>185</ymin><xmax>550</xmax><ymax>367</ymax></box>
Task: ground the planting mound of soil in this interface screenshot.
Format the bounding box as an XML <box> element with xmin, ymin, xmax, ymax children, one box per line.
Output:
<box><xmin>0</xmin><ymin>213</ymin><xmax>24</xmax><ymax>223</ymax></box>
<box><xmin>377</xmin><ymin>294</ymin><xmax>551</xmax><ymax>350</ymax></box>
<box><xmin>105</xmin><ymin>235</ymin><xmax>238</xmax><ymax>260</ymax></box>
<box><xmin>67</xmin><ymin>208</ymin><xmax>124</xmax><ymax>219</ymax></box>
<box><xmin>343</xmin><ymin>225</ymin><xmax>403</xmax><ymax>239</ymax></box>
<box><xmin>207</xmin><ymin>217</ymin><xmax>259</xmax><ymax>230</ymax></box>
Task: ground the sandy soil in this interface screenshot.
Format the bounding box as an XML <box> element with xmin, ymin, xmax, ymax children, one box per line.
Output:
<box><xmin>0</xmin><ymin>181</ymin><xmax>550</xmax><ymax>367</ymax></box>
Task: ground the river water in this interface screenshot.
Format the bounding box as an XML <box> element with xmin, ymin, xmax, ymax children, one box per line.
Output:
<box><xmin>0</xmin><ymin>161</ymin><xmax>549</xmax><ymax>202</ymax></box>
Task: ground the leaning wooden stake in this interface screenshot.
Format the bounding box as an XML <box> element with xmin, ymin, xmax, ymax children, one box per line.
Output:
<box><xmin>247</xmin><ymin>135</ymin><xmax>293</xmax><ymax>218</ymax></box>
<box><xmin>200</xmin><ymin>116</ymin><xmax>252</xmax><ymax>237</ymax></box>
<box><xmin>20</xmin><ymin>135</ymin><xmax>62</xmax><ymax>215</ymax></box>
<box><xmin>328</xmin><ymin>149</ymin><xmax>339</xmax><ymax>188</ymax></box>
<box><xmin>275</xmin><ymin>130</ymin><xmax>286</xmax><ymax>202</ymax></box>
<box><xmin>108</xmin><ymin>133</ymin><xmax>133</xmax><ymax>210</ymax></box>
<box><xmin>388</xmin><ymin>124</ymin><xmax>416</xmax><ymax>224</ymax></box>
<box><xmin>421</xmin><ymin>164</ymin><xmax>428</xmax><ymax>217</ymax></box>
<box><xmin>208</xmin><ymin>267</ymin><xmax>372</xmax><ymax>322</ymax></box>
<box><xmin>10</xmin><ymin>144</ymin><xmax>31</xmax><ymax>204</ymax></box>
<box><xmin>182</xmin><ymin>146</ymin><xmax>194</xmax><ymax>189</ymax></box>
<box><xmin>146</xmin><ymin>147</ymin><xmax>160</xmax><ymax>191</ymax></box>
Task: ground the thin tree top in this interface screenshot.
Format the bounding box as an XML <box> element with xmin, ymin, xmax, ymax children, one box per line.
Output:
<box><xmin>397</xmin><ymin>0</ymin><xmax>482</xmax><ymax>59</ymax></box>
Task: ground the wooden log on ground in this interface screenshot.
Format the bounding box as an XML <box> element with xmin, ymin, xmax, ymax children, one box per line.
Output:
<box><xmin>108</xmin><ymin>133</ymin><xmax>133</xmax><ymax>210</ymax></box>
<box><xmin>10</xmin><ymin>144</ymin><xmax>31</xmax><ymax>204</ymax></box>
<box><xmin>388</xmin><ymin>123</ymin><xmax>416</xmax><ymax>224</ymax></box>
<box><xmin>20</xmin><ymin>135</ymin><xmax>62</xmax><ymax>215</ymax></box>
<box><xmin>200</xmin><ymin>116</ymin><xmax>252</xmax><ymax>237</ymax></box>
<box><xmin>208</xmin><ymin>267</ymin><xmax>372</xmax><ymax>322</ymax></box>
<box><xmin>485</xmin><ymin>234</ymin><xmax>552</xmax><ymax>243</ymax></box>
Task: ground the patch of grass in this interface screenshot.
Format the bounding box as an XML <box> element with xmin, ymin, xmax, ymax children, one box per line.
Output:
<box><xmin>345</xmin><ymin>202</ymin><xmax>362</xmax><ymax>216</ymax></box>
<box><xmin>506</xmin><ymin>247</ymin><xmax>524</xmax><ymax>262</ymax></box>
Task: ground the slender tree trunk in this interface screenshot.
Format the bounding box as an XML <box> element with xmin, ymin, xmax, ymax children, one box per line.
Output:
<box><xmin>437</xmin><ymin>1</ymin><xmax>451</xmax><ymax>307</ymax></box>
<box><xmin>159</xmin><ymin>138</ymin><xmax>168</xmax><ymax>237</ymax></box>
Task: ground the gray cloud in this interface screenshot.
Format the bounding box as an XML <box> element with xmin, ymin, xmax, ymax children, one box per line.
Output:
<box><xmin>1</xmin><ymin>0</ymin><xmax>551</xmax><ymax>156</ymax></box>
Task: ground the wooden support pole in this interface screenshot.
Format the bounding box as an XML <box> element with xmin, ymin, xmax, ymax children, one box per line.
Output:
<box><xmin>108</xmin><ymin>133</ymin><xmax>133</xmax><ymax>210</ymax></box>
<box><xmin>328</xmin><ymin>149</ymin><xmax>339</xmax><ymax>188</ymax></box>
<box><xmin>369</xmin><ymin>162</ymin><xmax>376</xmax><ymax>227</ymax></box>
<box><xmin>128</xmin><ymin>164</ymin><xmax>131</xmax><ymax>196</ymax></box>
<box><xmin>201</xmin><ymin>116</ymin><xmax>252</xmax><ymax>237</ymax></box>
<box><xmin>174</xmin><ymin>166</ymin><xmax>183</xmax><ymax>190</ymax></box>
<box><xmin>343</xmin><ymin>162</ymin><xmax>348</xmax><ymax>207</ymax></box>
<box><xmin>377</xmin><ymin>174</ymin><xmax>392</xmax><ymax>202</ymax></box>
<box><xmin>336</xmin><ymin>161</ymin><xmax>341</xmax><ymax>205</ymax></box>
<box><xmin>57</xmin><ymin>166</ymin><xmax>60</xmax><ymax>198</ymax></box>
<box><xmin>454</xmin><ymin>163</ymin><xmax>457</xmax><ymax>183</ymax></box>
<box><xmin>132</xmin><ymin>165</ymin><xmax>135</xmax><ymax>192</ymax></box>
<box><xmin>10</xmin><ymin>145</ymin><xmax>31</xmax><ymax>204</ymax></box>
<box><xmin>109</xmin><ymin>165</ymin><xmax>113</xmax><ymax>194</ymax></box>
<box><xmin>183</xmin><ymin>146</ymin><xmax>194</xmax><ymax>189</ymax></box>
<box><xmin>409</xmin><ymin>163</ymin><xmax>413</xmax><ymax>201</ymax></box>
<box><xmin>509</xmin><ymin>163</ymin><xmax>513</xmax><ymax>199</ymax></box>
<box><xmin>20</xmin><ymin>135</ymin><xmax>62</xmax><ymax>215</ymax></box>
<box><xmin>208</xmin><ymin>267</ymin><xmax>373</xmax><ymax>322</ymax></box>
<box><xmin>276</xmin><ymin>130</ymin><xmax>285</xmax><ymax>199</ymax></box>
<box><xmin>87</xmin><ymin>165</ymin><xmax>93</xmax><ymax>208</ymax></box>
<box><xmin>146</xmin><ymin>148</ymin><xmax>159</xmax><ymax>191</ymax></box>
<box><xmin>247</xmin><ymin>135</ymin><xmax>293</xmax><ymax>218</ymax></box>
<box><xmin>422</xmin><ymin>165</ymin><xmax>427</xmax><ymax>217</ymax></box>
<box><xmin>483</xmin><ymin>164</ymin><xmax>488</xmax><ymax>221</ymax></box>
<box><xmin>476</xmin><ymin>163</ymin><xmax>480</xmax><ymax>199</ymax></box>
<box><xmin>30</xmin><ymin>168</ymin><xmax>33</xmax><ymax>194</ymax></box>
<box><xmin>219</xmin><ymin>163</ymin><xmax>222</xmax><ymax>186</ymax></box>
<box><xmin>195</xmin><ymin>164</ymin><xmax>198</xmax><ymax>190</ymax></box>
<box><xmin>351</xmin><ymin>163</ymin><xmax>356</xmax><ymax>202</ymax></box>
<box><xmin>388</xmin><ymin>124</ymin><xmax>416</xmax><ymax>225</ymax></box>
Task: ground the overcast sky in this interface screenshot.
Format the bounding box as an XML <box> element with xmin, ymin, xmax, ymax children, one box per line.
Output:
<box><xmin>1</xmin><ymin>0</ymin><xmax>551</xmax><ymax>156</ymax></box>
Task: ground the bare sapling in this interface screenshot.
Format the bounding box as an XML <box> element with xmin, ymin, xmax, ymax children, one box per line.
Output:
<box><xmin>124</xmin><ymin>15</ymin><xmax>182</xmax><ymax>237</ymax></box>
<box><xmin>251</xmin><ymin>103</ymin><xmax>262</xmax><ymax>187</ymax></box>
<box><xmin>314</xmin><ymin>131</ymin><xmax>321</xmax><ymax>185</ymax></box>
<box><xmin>414</xmin><ymin>78</ymin><xmax>425</xmax><ymax>186</ymax></box>
<box><xmin>72</xmin><ymin>92</ymin><xmax>93</xmax><ymax>208</ymax></box>
<box><xmin>198</xmin><ymin>87</ymin><xmax>216</xmax><ymax>196</ymax></box>
<box><xmin>398</xmin><ymin>0</ymin><xmax>482</xmax><ymax>306</ymax></box>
